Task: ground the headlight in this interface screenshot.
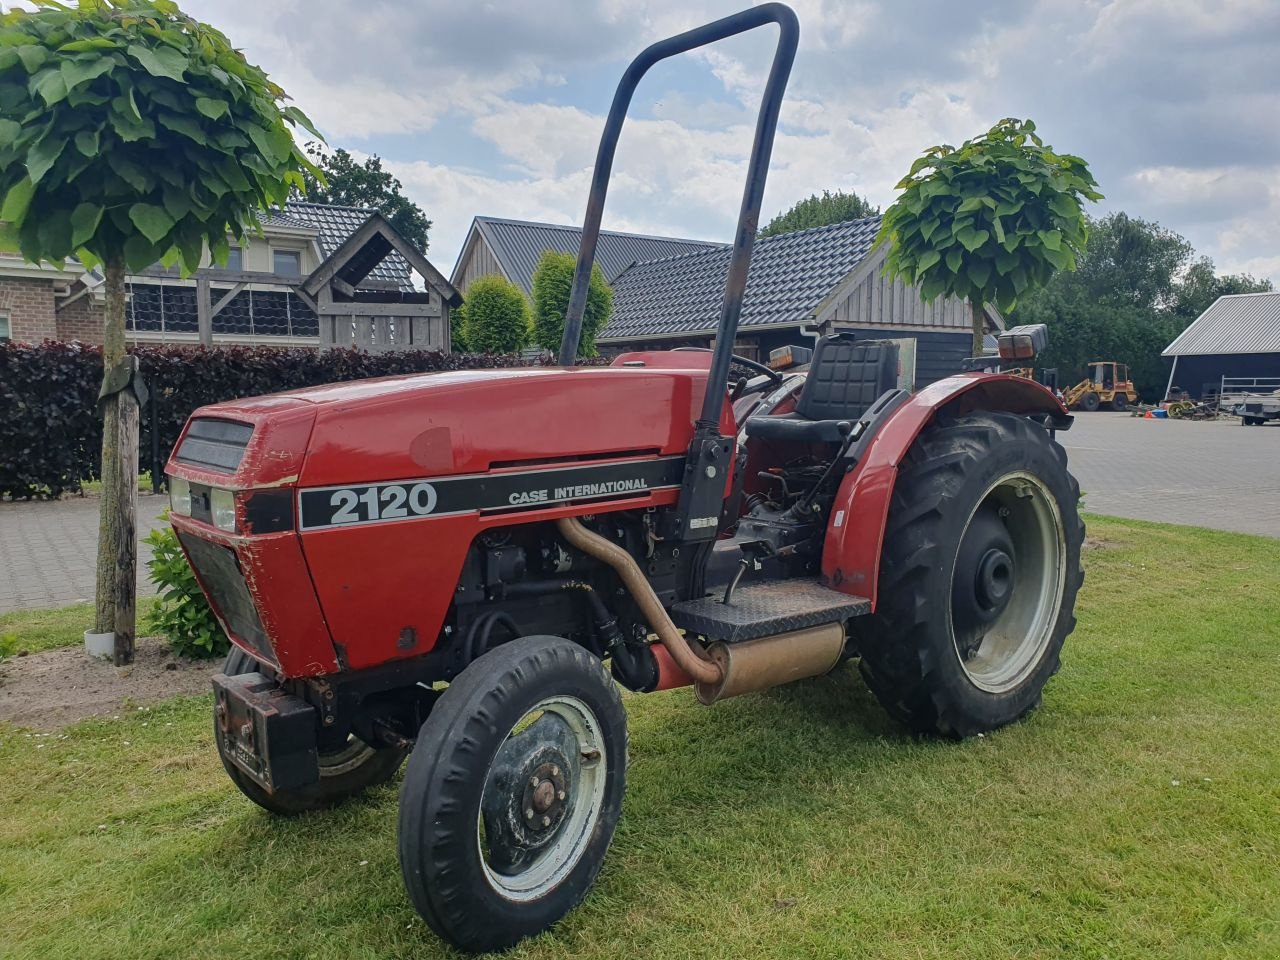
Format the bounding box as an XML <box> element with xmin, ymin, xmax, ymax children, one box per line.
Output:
<box><xmin>169</xmin><ymin>476</ymin><xmax>191</xmax><ymax>516</ymax></box>
<box><xmin>210</xmin><ymin>488</ymin><xmax>238</xmax><ymax>533</ymax></box>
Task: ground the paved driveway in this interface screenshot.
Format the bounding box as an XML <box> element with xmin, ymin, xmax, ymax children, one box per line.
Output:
<box><xmin>0</xmin><ymin>495</ymin><xmax>169</xmax><ymax>613</ymax></box>
<box><xmin>1058</xmin><ymin>412</ymin><xmax>1280</xmax><ymax>538</ymax></box>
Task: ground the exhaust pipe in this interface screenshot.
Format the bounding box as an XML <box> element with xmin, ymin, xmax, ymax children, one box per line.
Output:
<box><xmin>556</xmin><ymin>517</ymin><xmax>847</xmax><ymax>700</ymax></box>
<box><xmin>694</xmin><ymin>623</ymin><xmax>845</xmax><ymax>704</ymax></box>
<box><xmin>556</xmin><ymin>517</ymin><xmax>722</xmax><ymax>685</ymax></box>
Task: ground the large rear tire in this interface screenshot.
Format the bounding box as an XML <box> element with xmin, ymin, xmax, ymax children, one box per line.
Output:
<box><xmin>217</xmin><ymin>648</ymin><xmax>408</xmax><ymax>815</ymax></box>
<box><xmin>856</xmin><ymin>412</ymin><xmax>1084</xmax><ymax>738</ymax></box>
<box><xmin>398</xmin><ymin>635</ymin><xmax>627</xmax><ymax>953</ymax></box>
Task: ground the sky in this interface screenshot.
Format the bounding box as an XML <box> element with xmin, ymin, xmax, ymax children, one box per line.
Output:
<box><xmin>20</xmin><ymin>1</ymin><xmax>1280</xmax><ymax>283</ymax></box>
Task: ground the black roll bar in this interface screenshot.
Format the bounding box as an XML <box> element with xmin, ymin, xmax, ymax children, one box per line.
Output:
<box><xmin>558</xmin><ymin>2</ymin><xmax>800</xmax><ymax>430</ymax></box>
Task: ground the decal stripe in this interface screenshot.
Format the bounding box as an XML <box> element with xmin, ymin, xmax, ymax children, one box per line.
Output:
<box><xmin>297</xmin><ymin>456</ymin><xmax>686</xmax><ymax>531</ymax></box>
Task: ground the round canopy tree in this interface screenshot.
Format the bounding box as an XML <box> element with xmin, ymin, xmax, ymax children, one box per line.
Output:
<box><xmin>876</xmin><ymin>118</ymin><xmax>1102</xmax><ymax>355</ymax></box>
<box><xmin>0</xmin><ymin>0</ymin><xmax>322</xmax><ymax>663</ymax></box>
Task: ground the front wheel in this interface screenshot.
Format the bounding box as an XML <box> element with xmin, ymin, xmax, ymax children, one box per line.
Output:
<box><xmin>217</xmin><ymin>648</ymin><xmax>408</xmax><ymax>815</ymax></box>
<box><xmin>856</xmin><ymin>412</ymin><xmax>1084</xmax><ymax>738</ymax></box>
<box><xmin>398</xmin><ymin>635</ymin><xmax>627</xmax><ymax>953</ymax></box>
<box><xmin>1078</xmin><ymin>391</ymin><xmax>1101</xmax><ymax>412</ymax></box>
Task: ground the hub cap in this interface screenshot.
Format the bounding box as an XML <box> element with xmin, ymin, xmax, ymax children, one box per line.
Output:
<box><xmin>949</xmin><ymin>471</ymin><xmax>1066</xmax><ymax>693</ymax></box>
<box><xmin>477</xmin><ymin>696</ymin><xmax>607</xmax><ymax>901</ymax></box>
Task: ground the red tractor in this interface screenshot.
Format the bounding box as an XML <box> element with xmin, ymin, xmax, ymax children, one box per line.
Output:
<box><xmin>166</xmin><ymin>6</ymin><xmax>1082</xmax><ymax>952</ymax></box>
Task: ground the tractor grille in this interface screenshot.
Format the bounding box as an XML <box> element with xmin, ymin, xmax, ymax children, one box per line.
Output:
<box><xmin>177</xmin><ymin>532</ymin><xmax>275</xmax><ymax>664</ymax></box>
<box><xmin>175</xmin><ymin>418</ymin><xmax>254</xmax><ymax>473</ymax></box>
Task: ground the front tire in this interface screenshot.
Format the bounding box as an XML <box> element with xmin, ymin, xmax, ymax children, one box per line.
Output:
<box><xmin>398</xmin><ymin>635</ymin><xmax>627</xmax><ymax>953</ymax></box>
<box><xmin>1079</xmin><ymin>391</ymin><xmax>1101</xmax><ymax>412</ymax></box>
<box><xmin>217</xmin><ymin>648</ymin><xmax>407</xmax><ymax>815</ymax></box>
<box><xmin>856</xmin><ymin>412</ymin><xmax>1084</xmax><ymax>738</ymax></box>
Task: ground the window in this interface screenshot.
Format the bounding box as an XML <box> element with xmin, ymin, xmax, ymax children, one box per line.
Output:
<box><xmin>210</xmin><ymin>289</ymin><xmax>318</xmax><ymax>338</ymax></box>
<box><xmin>224</xmin><ymin>247</ymin><xmax>243</xmax><ymax>272</ymax></box>
<box><xmin>272</xmin><ymin>250</ymin><xmax>301</xmax><ymax>277</ymax></box>
<box><xmin>0</xmin><ymin>314</ymin><xmax>9</xmax><ymax>342</ymax></box>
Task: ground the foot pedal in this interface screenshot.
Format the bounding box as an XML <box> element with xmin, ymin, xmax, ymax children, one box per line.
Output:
<box><xmin>670</xmin><ymin>578</ymin><xmax>870</xmax><ymax>643</ymax></box>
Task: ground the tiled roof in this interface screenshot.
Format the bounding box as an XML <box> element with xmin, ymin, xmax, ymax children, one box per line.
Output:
<box><xmin>465</xmin><ymin>216</ymin><xmax>724</xmax><ymax>296</ymax></box>
<box><xmin>280</xmin><ymin>201</ymin><xmax>414</xmax><ymax>289</ymax></box>
<box><xmin>1163</xmin><ymin>292</ymin><xmax>1280</xmax><ymax>357</ymax></box>
<box><xmin>600</xmin><ymin>216</ymin><xmax>883</xmax><ymax>342</ymax></box>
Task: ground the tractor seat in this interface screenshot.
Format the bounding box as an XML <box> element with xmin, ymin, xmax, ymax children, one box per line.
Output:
<box><xmin>746</xmin><ymin>336</ymin><xmax>900</xmax><ymax>444</ymax></box>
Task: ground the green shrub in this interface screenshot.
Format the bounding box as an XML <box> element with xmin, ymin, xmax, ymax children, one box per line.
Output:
<box><xmin>144</xmin><ymin>522</ymin><xmax>226</xmax><ymax>659</ymax></box>
<box><xmin>531</xmin><ymin>250</ymin><xmax>612</xmax><ymax>357</ymax></box>
<box><xmin>459</xmin><ymin>274</ymin><xmax>530</xmax><ymax>353</ymax></box>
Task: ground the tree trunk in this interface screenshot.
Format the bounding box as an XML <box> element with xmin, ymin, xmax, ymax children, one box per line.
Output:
<box><xmin>971</xmin><ymin>299</ymin><xmax>986</xmax><ymax>357</ymax></box>
<box><xmin>94</xmin><ymin>257</ymin><xmax>139</xmax><ymax>666</ymax></box>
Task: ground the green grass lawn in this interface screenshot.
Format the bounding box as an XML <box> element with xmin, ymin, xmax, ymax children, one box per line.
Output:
<box><xmin>0</xmin><ymin>598</ymin><xmax>157</xmax><ymax>657</ymax></box>
<box><xmin>2</xmin><ymin>515</ymin><xmax>1278</xmax><ymax>960</ymax></box>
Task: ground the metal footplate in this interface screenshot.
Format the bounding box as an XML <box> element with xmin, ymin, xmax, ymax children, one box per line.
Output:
<box><xmin>670</xmin><ymin>578</ymin><xmax>871</xmax><ymax>643</ymax></box>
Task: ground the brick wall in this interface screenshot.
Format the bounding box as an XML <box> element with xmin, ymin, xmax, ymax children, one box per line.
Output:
<box><xmin>0</xmin><ymin>277</ymin><xmax>57</xmax><ymax>342</ymax></box>
<box><xmin>55</xmin><ymin>293</ymin><xmax>104</xmax><ymax>344</ymax></box>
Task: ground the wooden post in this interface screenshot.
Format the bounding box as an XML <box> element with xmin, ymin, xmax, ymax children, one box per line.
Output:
<box><xmin>95</xmin><ymin>257</ymin><xmax>139</xmax><ymax>665</ymax></box>
<box><xmin>970</xmin><ymin>300</ymin><xmax>985</xmax><ymax>357</ymax></box>
<box><xmin>113</xmin><ymin>389</ymin><xmax>139</xmax><ymax>665</ymax></box>
<box><xmin>196</xmin><ymin>276</ymin><xmax>212</xmax><ymax>345</ymax></box>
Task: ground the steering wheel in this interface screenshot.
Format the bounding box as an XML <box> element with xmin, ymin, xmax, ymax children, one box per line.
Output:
<box><xmin>670</xmin><ymin>346</ymin><xmax>784</xmax><ymax>386</ymax></box>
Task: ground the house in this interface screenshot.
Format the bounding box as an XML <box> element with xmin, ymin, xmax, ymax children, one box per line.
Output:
<box><xmin>450</xmin><ymin>216</ymin><xmax>723</xmax><ymax>297</ymax></box>
<box><xmin>0</xmin><ymin>201</ymin><xmax>460</xmax><ymax>353</ymax></box>
<box><xmin>598</xmin><ymin>216</ymin><xmax>1004</xmax><ymax>387</ymax></box>
<box><xmin>1162</xmin><ymin>291</ymin><xmax>1280</xmax><ymax>400</ymax></box>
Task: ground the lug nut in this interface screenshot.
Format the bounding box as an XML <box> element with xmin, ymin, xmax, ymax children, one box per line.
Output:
<box><xmin>542</xmin><ymin>815</ymin><xmax>551</xmax><ymax>827</ymax></box>
<box><xmin>551</xmin><ymin>765</ymin><xmax>560</xmax><ymax>777</ymax></box>
<box><xmin>530</xmin><ymin>775</ymin><xmax>540</xmax><ymax>786</ymax></box>
<box><xmin>557</xmin><ymin>790</ymin><xmax>566</xmax><ymax>801</ymax></box>
<box><xmin>525</xmin><ymin>808</ymin><xmax>534</xmax><ymax>820</ymax></box>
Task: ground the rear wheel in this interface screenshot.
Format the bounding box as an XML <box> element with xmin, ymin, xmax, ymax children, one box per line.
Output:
<box><xmin>217</xmin><ymin>648</ymin><xmax>407</xmax><ymax>815</ymax></box>
<box><xmin>856</xmin><ymin>412</ymin><xmax>1084</xmax><ymax>738</ymax></box>
<box><xmin>1110</xmin><ymin>392</ymin><xmax>1128</xmax><ymax>411</ymax></box>
<box><xmin>398</xmin><ymin>635</ymin><xmax>627</xmax><ymax>953</ymax></box>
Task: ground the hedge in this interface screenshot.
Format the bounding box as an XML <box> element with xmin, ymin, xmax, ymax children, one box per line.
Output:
<box><xmin>0</xmin><ymin>341</ymin><xmax>553</xmax><ymax>499</ymax></box>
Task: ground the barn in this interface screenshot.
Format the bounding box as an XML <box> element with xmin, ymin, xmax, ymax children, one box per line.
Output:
<box><xmin>1162</xmin><ymin>292</ymin><xmax>1280</xmax><ymax>400</ymax></box>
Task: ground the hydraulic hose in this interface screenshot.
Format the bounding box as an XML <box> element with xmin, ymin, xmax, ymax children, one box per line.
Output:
<box><xmin>555</xmin><ymin>516</ymin><xmax>722</xmax><ymax>685</ymax></box>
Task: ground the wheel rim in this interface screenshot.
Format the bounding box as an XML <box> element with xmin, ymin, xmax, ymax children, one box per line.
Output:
<box><xmin>318</xmin><ymin>736</ymin><xmax>378</xmax><ymax>778</ymax></box>
<box><xmin>949</xmin><ymin>471</ymin><xmax>1066</xmax><ymax>694</ymax></box>
<box><xmin>477</xmin><ymin>695</ymin><xmax>607</xmax><ymax>902</ymax></box>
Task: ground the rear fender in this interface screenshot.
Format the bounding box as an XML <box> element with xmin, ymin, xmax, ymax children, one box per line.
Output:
<box><xmin>821</xmin><ymin>374</ymin><xmax>1070</xmax><ymax>609</ymax></box>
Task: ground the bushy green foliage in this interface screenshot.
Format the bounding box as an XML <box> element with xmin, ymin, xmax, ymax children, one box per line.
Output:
<box><xmin>0</xmin><ymin>0</ymin><xmax>322</xmax><ymax>274</ymax></box>
<box><xmin>759</xmin><ymin>189</ymin><xmax>878</xmax><ymax>238</ymax></box>
<box><xmin>301</xmin><ymin>143</ymin><xmax>431</xmax><ymax>252</ymax></box>
<box><xmin>0</xmin><ymin>341</ymin><xmax>555</xmax><ymax>498</ymax></box>
<box><xmin>459</xmin><ymin>274</ymin><xmax>530</xmax><ymax>354</ymax></box>
<box><xmin>144</xmin><ymin>521</ymin><xmax>225</xmax><ymax>658</ymax></box>
<box><xmin>1016</xmin><ymin>212</ymin><xmax>1272</xmax><ymax>399</ymax></box>
<box><xmin>531</xmin><ymin>250</ymin><xmax>612</xmax><ymax>357</ymax></box>
<box><xmin>878</xmin><ymin>118</ymin><xmax>1102</xmax><ymax>352</ymax></box>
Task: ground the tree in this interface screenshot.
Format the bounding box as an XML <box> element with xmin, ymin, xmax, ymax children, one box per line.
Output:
<box><xmin>1170</xmin><ymin>256</ymin><xmax>1271</xmax><ymax>322</ymax></box>
<box><xmin>759</xmin><ymin>189</ymin><xmax>879</xmax><ymax>238</ymax></box>
<box><xmin>0</xmin><ymin>0</ymin><xmax>321</xmax><ymax>664</ymax></box>
<box><xmin>459</xmin><ymin>275</ymin><xmax>529</xmax><ymax>353</ymax></box>
<box><xmin>877</xmin><ymin>118</ymin><xmax>1103</xmax><ymax>354</ymax></box>
<box><xmin>301</xmin><ymin>143</ymin><xmax>430</xmax><ymax>252</ymax></box>
<box><xmin>531</xmin><ymin>250</ymin><xmax>612</xmax><ymax>357</ymax></box>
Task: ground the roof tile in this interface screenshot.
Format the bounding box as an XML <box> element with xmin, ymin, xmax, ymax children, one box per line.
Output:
<box><xmin>600</xmin><ymin>216</ymin><xmax>882</xmax><ymax>341</ymax></box>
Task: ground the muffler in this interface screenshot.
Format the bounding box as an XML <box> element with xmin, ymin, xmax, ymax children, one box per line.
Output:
<box><xmin>694</xmin><ymin>623</ymin><xmax>846</xmax><ymax>705</ymax></box>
